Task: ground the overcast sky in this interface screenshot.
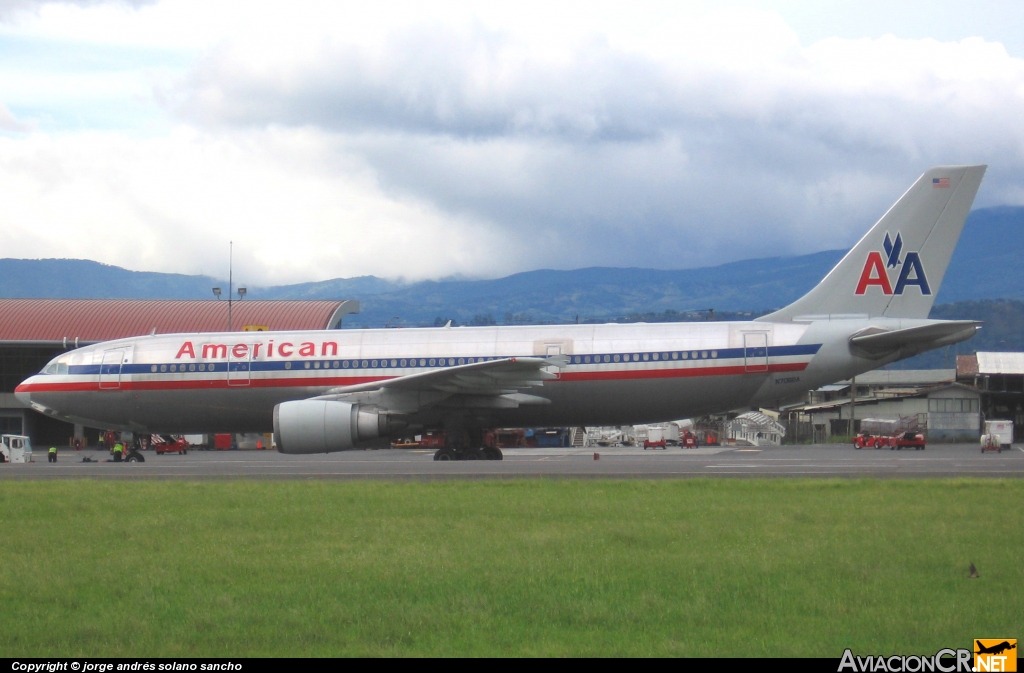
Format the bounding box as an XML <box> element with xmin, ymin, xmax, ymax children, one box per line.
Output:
<box><xmin>1</xmin><ymin>0</ymin><xmax>1022</xmax><ymax>285</ymax></box>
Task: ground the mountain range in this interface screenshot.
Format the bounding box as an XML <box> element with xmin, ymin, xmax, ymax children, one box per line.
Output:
<box><xmin>1</xmin><ymin>206</ymin><xmax>1021</xmax><ymax>328</ymax></box>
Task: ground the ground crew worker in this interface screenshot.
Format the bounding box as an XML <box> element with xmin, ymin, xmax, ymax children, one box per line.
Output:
<box><xmin>48</xmin><ymin>446</ymin><xmax>57</xmax><ymax>463</ymax></box>
<box><xmin>113</xmin><ymin>442</ymin><xmax>123</xmax><ymax>462</ymax></box>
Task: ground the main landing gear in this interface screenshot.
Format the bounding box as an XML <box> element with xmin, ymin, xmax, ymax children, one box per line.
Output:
<box><xmin>433</xmin><ymin>446</ymin><xmax>503</xmax><ymax>461</ymax></box>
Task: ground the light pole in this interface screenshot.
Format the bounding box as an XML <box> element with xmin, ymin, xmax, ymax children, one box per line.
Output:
<box><xmin>213</xmin><ymin>241</ymin><xmax>240</xmax><ymax>331</ymax></box>
<box><xmin>228</xmin><ymin>241</ymin><xmax>233</xmax><ymax>331</ymax></box>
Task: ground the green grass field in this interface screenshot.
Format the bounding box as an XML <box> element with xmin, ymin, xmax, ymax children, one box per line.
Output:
<box><xmin>1</xmin><ymin>479</ymin><xmax>1020</xmax><ymax>657</ymax></box>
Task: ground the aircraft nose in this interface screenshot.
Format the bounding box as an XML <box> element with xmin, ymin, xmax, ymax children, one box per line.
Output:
<box><xmin>14</xmin><ymin>381</ymin><xmax>33</xmax><ymax>407</ymax></box>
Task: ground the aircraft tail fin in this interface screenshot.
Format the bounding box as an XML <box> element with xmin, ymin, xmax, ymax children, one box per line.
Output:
<box><xmin>760</xmin><ymin>165</ymin><xmax>986</xmax><ymax>322</ymax></box>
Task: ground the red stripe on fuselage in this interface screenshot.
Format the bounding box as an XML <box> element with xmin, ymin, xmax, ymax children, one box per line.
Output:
<box><xmin>16</xmin><ymin>362</ymin><xmax>809</xmax><ymax>394</ymax></box>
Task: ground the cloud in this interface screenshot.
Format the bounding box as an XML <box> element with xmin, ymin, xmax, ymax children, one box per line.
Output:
<box><xmin>0</xmin><ymin>0</ymin><xmax>154</xmax><ymax>21</ymax></box>
<box><xmin>168</xmin><ymin>13</ymin><xmax>1024</xmax><ymax>272</ymax></box>
<box><xmin>0</xmin><ymin>127</ymin><xmax>517</xmax><ymax>284</ymax></box>
<box><xmin>0</xmin><ymin>101</ymin><xmax>31</xmax><ymax>132</ymax></box>
<box><xmin>2</xmin><ymin>2</ymin><xmax>1024</xmax><ymax>283</ymax></box>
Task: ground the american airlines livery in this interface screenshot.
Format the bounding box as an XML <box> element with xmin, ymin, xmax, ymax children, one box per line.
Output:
<box><xmin>17</xmin><ymin>166</ymin><xmax>986</xmax><ymax>460</ymax></box>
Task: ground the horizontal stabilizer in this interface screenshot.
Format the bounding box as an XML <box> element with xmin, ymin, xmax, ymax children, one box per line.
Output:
<box><xmin>849</xmin><ymin>320</ymin><xmax>981</xmax><ymax>358</ymax></box>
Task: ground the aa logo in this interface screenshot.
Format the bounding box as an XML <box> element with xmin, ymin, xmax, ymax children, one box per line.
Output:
<box><xmin>855</xmin><ymin>231</ymin><xmax>931</xmax><ymax>296</ymax></box>
<box><xmin>975</xmin><ymin>639</ymin><xmax>1017</xmax><ymax>672</ymax></box>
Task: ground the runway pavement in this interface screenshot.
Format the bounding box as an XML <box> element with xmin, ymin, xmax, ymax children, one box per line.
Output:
<box><xmin>3</xmin><ymin>443</ymin><xmax>1024</xmax><ymax>479</ymax></box>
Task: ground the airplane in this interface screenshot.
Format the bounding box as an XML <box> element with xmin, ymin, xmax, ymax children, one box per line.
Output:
<box><xmin>16</xmin><ymin>165</ymin><xmax>986</xmax><ymax>461</ymax></box>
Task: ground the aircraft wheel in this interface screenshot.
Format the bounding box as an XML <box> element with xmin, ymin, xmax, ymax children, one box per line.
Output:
<box><xmin>484</xmin><ymin>447</ymin><xmax>503</xmax><ymax>461</ymax></box>
<box><xmin>433</xmin><ymin>449</ymin><xmax>454</xmax><ymax>461</ymax></box>
<box><xmin>463</xmin><ymin>449</ymin><xmax>482</xmax><ymax>460</ymax></box>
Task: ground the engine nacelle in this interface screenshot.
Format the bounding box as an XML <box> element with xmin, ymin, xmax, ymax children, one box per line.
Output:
<box><xmin>273</xmin><ymin>400</ymin><xmax>390</xmax><ymax>454</ymax></box>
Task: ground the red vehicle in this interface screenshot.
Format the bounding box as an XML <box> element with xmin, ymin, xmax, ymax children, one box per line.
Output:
<box><xmin>418</xmin><ymin>430</ymin><xmax>446</xmax><ymax>449</ymax></box>
<box><xmin>681</xmin><ymin>431</ymin><xmax>698</xmax><ymax>449</ymax></box>
<box><xmin>854</xmin><ymin>430</ymin><xmax>924</xmax><ymax>450</ymax></box>
<box><xmin>892</xmin><ymin>431</ymin><xmax>926</xmax><ymax>450</ymax></box>
<box><xmin>152</xmin><ymin>435</ymin><xmax>189</xmax><ymax>455</ymax></box>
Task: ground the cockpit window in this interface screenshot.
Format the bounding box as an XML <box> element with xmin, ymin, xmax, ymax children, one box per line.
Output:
<box><xmin>42</xmin><ymin>354</ymin><xmax>71</xmax><ymax>375</ymax></box>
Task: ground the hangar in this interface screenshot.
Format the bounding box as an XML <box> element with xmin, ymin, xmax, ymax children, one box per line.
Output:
<box><xmin>957</xmin><ymin>352</ymin><xmax>1024</xmax><ymax>441</ymax></box>
<box><xmin>0</xmin><ymin>298</ymin><xmax>358</xmax><ymax>446</ymax></box>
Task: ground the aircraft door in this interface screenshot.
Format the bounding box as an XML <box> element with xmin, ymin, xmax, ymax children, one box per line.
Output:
<box><xmin>743</xmin><ymin>332</ymin><xmax>769</xmax><ymax>373</ymax></box>
<box><xmin>227</xmin><ymin>344</ymin><xmax>252</xmax><ymax>387</ymax></box>
<box><xmin>99</xmin><ymin>347</ymin><xmax>130</xmax><ymax>390</ymax></box>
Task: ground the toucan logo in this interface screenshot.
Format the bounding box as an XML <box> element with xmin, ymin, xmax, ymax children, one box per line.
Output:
<box><xmin>855</xmin><ymin>232</ymin><xmax>931</xmax><ymax>296</ymax></box>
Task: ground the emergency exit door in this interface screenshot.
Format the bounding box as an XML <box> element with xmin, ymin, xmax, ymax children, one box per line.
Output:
<box><xmin>743</xmin><ymin>332</ymin><xmax>769</xmax><ymax>373</ymax></box>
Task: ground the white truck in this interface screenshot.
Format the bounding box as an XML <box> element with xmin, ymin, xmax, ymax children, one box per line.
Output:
<box><xmin>1</xmin><ymin>434</ymin><xmax>33</xmax><ymax>463</ymax></box>
<box><xmin>981</xmin><ymin>420</ymin><xmax>1014</xmax><ymax>453</ymax></box>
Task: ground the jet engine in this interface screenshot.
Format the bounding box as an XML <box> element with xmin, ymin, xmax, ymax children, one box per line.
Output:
<box><xmin>273</xmin><ymin>400</ymin><xmax>392</xmax><ymax>454</ymax></box>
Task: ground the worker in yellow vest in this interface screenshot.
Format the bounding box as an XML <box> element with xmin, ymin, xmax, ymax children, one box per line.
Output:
<box><xmin>48</xmin><ymin>446</ymin><xmax>57</xmax><ymax>463</ymax></box>
<box><xmin>113</xmin><ymin>442</ymin><xmax>124</xmax><ymax>462</ymax></box>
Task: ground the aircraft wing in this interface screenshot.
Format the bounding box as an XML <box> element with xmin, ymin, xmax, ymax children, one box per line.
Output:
<box><xmin>312</xmin><ymin>356</ymin><xmax>567</xmax><ymax>413</ymax></box>
<box><xmin>849</xmin><ymin>320</ymin><xmax>981</xmax><ymax>358</ymax></box>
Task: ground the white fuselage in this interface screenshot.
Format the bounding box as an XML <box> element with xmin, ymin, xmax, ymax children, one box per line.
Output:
<box><xmin>15</xmin><ymin>318</ymin><xmax>902</xmax><ymax>434</ymax></box>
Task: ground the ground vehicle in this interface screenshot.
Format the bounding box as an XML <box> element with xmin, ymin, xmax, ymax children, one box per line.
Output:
<box><xmin>854</xmin><ymin>418</ymin><xmax>925</xmax><ymax>450</ymax></box>
<box><xmin>983</xmin><ymin>420</ymin><xmax>1013</xmax><ymax>452</ymax></box>
<box><xmin>1</xmin><ymin>434</ymin><xmax>32</xmax><ymax>463</ymax></box>
<box><xmin>980</xmin><ymin>433</ymin><xmax>1002</xmax><ymax>453</ymax></box>
<box><xmin>418</xmin><ymin>430</ymin><xmax>446</xmax><ymax>449</ymax></box>
<box><xmin>681</xmin><ymin>431</ymin><xmax>698</xmax><ymax>449</ymax></box>
<box><xmin>643</xmin><ymin>426</ymin><xmax>667</xmax><ymax>450</ymax></box>
<box><xmin>892</xmin><ymin>431</ymin><xmax>926</xmax><ymax>450</ymax></box>
<box><xmin>152</xmin><ymin>434</ymin><xmax>189</xmax><ymax>455</ymax></box>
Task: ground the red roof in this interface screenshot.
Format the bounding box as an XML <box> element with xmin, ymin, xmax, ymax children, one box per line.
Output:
<box><xmin>956</xmin><ymin>354</ymin><xmax>979</xmax><ymax>378</ymax></box>
<box><xmin>0</xmin><ymin>299</ymin><xmax>353</xmax><ymax>342</ymax></box>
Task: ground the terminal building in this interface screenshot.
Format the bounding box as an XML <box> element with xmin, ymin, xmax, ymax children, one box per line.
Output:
<box><xmin>0</xmin><ymin>299</ymin><xmax>358</xmax><ymax>446</ymax></box>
